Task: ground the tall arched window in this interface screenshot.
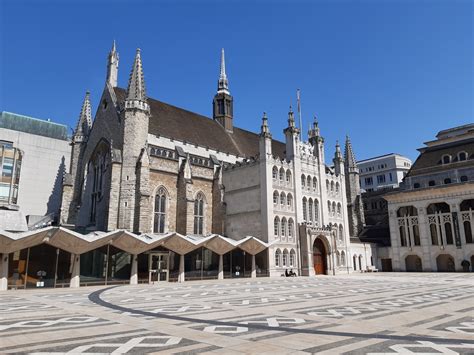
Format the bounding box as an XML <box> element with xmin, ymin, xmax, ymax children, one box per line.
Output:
<box><xmin>286</xmin><ymin>170</ymin><xmax>292</xmax><ymax>185</ymax></box>
<box><xmin>337</xmin><ymin>203</ymin><xmax>341</xmax><ymax>216</ymax></box>
<box><xmin>332</xmin><ymin>202</ymin><xmax>336</xmax><ymax>214</ymax></box>
<box><xmin>341</xmin><ymin>251</ymin><xmax>346</xmax><ymax>266</ymax></box>
<box><xmin>281</xmin><ymin>217</ymin><xmax>287</xmax><ymax>237</ymax></box>
<box><xmin>154</xmin><ymin>187</ymin><xmax>167</xmax><ymax>233</ymax></box>
<box><xmin>282</xmin><ymin>249</ymin><xmax>288</xmax><ymax>267</ymax></box>
<box><xmin>327</xmin><ymin>201</ymin><xmax>331</xmax><ymax>215</ymax></box>
<box><xmin>336</xmin><ymin>251</ymin><xmax>341</xmax><ymax>266</ymax></box>
<box><xmin>273</xmin><ymin>191</ymin><xmax>279</xmax><ymax>205</ymax></box>
<box><xmin>274</xmin><ymin>217</ymin><xmax>280</xmax><ymax>238</ymax></box>
<box><xmin>287</xmin><ymin>193</ymin><xmax>293</xmax><ymax>209</ymax></box>
<box><xmin>314</xmin><ymin>200</ymin><xmax>319</xmax><ymax>224</ymax></box>
<box><xmin>288</xmin><ymin>219</ymin><xmax>294</xmax><ymax>239</ymax></box>
<box><xmin>339</xmin><ymin>224</ymin><xmax>343</xmax><ymax>242</ymax></box>
<box><xmin>280</xmin><ymin>192</ymin><xmax>286</xmax><ymax>207</ymax></box>
<box><xmin>331</xmin><ymin>181</ymin><xmax>334</xmax><ymax>192</ymax></box>
<box><xmin>326</xmin><ymin>180</ymin><xmax>330</xmax><ymax>191</ymax></box>
<box><xmin>427</xmin><ymin>203</ymin><xmax>452</xmax><ymax>246</ymax></box>
<box><xmin>313</xmin><ymin>177</ymin><xmax>318</xmax><ymax>192</ymax></box>
<box><xmin>279</xmin><ymin>167</ymin><xmax>285</xmax><ymax>182</ymax></box>
<box><xmin>290</xmin><ymin>249</ymin><xmax>296</xmax><ymax>267</ymax></box>
<box><xmin>336</xmin><ymin>182</ymin><xmax>340</xmax><ymax>194</ymax></box>
<box><xmin>308</xmin><ymin>198</ymin><xmax>313</xmax><ymax>223</ymax></box>
<box><xmin>301</xmin><ymin>174</ymin><xmax>306</xmax><ymax>188</ymax></box>
<box><xmin>461</xmin><ymin>199</ymin><xmax>474</xmax><ymax>244</ymax></box>
<box><xmin>275</xmin><ymin>249</ymin><xmax>281</xmax><ymax>267</ymax></box>
<box><xmin>194</xmin><ymin>193</ymin><xmax>205</xmax><ymax>235</ymax></box>
<box><xmin>272</xmin><ymin>166</ymin><xmax>278</xmax><ymax>180</ymax></box>
<box><xmin>303</xmin><ymin>198</ymin><xmax>307</xmax><ymax>221</ymax></box>
<box><xmin>397</xmin><ymin>206</ymin><xmax>419</xmax><ymax>247</ymax></box>
<box><xmin>307</xmin><ymin>176</ymin><xmax>311</xmax><ymax>190</ymax></box>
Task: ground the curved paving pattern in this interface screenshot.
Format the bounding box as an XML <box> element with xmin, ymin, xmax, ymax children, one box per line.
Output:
<box><xmin>1</xmin><ymin>273</ymin><xmax>474</xmax><ymax>354</ymax></box>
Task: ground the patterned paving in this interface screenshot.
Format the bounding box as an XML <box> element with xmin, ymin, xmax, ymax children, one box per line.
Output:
<box><xmin>1</xmin><ymin>273</ymin><xmax>473</xmax><ymax>354</ymax></box>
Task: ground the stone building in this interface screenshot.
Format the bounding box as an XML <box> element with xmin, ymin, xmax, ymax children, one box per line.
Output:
<box><xmin>0</xmin><ymin>43</ymin><xmax>375</xmax><ymax>290</ymax></box>
<box><xmin>384</xmin><ymin>124</ymin><xmax>474</xmax><ymax>272</ymax></box>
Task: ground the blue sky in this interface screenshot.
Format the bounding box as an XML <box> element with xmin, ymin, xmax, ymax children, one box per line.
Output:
<box><xmin>1</xmin><ymin>0</ymin><xmax>472</xmax><ymax>161</ymax></box>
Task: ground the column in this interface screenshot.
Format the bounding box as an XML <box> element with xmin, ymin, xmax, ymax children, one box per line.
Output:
<box><xmin>251</xmin><ymin>254</ymin><xmax>256</xmax><ymax>278</ymax></box>
<box><xmin>70</xmin><ymin>254</ymin><xmax>80</xmax><ymax>288</ymax></box>
<box><xmin>130</xmin><ymin>254</ymin><xmax>138</xmax><ymax>285</ymax></box>
<box><xmin>218</xmin><ymin>254</ymin><xmax>224</xmax><ymax>280</ymax></box>
<box><xmin>0</xmin><ymin>254</ymin><xmax>8</xmax><ymax>291</ymax></box>
<box><xmin>178</xmin><ymin>254</ymin><xmax>185</xmax><ymax>283</ymax></box>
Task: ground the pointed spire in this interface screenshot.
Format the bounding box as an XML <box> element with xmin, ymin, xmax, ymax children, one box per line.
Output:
<box><xmin>73</xmin><ymin>91</ymin><xmax>92</xmax><ymax>142</ymax></box>
<box><xmin>287</xmin><ymin>105</ymin><xmax>295</xmax><ymax>128</ymax></box>
<box><xmin>260</xmin><ymin>112</ymin><xmax>271</xmax><ymax>138</ymax></box>
<box><xmin>334</xmin><ymin>140</ymin><xmax>343</xmax><ymax>160</ymax></box>
<box><xmin>217</xmin><ymin>48</ymin><xmax>230</xmax><ymax>95</ymax></box>
<box><xmin>106</xmin><ymin>40</ymin><xmax>119</xmax><ymax>87</ymax></box>
<box><xmin>308</xmin><ymin>115</ymin><xmax>320</xmax><ymax>139</ymax></box>
<box><xmin>344</xmin><ymin>135</ymin><xmax>358</xmax><ymax>170</ymax></box>
<box><xmin>126</xmin><ymin>48</ymin><xmax>147</xmax><ymax>102</ymax></box>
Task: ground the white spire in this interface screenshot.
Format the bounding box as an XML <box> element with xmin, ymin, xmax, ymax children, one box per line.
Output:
<box><xmin>107</xmin><ymin>40</ymin><xmax>119</xmax><ymax>87</ymax></box>
<box><xmin>217</xmin><ymin>48</ymin><xmax>230</xmax><ymax>95</ymax></box>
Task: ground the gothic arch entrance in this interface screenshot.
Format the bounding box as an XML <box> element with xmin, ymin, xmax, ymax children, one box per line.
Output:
<box><xmin>313</xmin><ymin>238</ymin><xmax>327</xmax><ymax>275</ymax></box>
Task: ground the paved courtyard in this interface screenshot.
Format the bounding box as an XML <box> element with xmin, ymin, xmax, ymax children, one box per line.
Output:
<box><xmin>0</xmin><ymin>273</ymin><xmax>473</xmax><ymax>354</ymax></box>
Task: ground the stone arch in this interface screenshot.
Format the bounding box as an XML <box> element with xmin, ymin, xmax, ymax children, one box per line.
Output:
<box><xmin>340</xmin><ymin>250</ymin><xmax>346</xmax><ymax>266</ymax></box>
<box><xmin>339</xmin><ymin>224</ymin><xmax>344</xmax><ymax>241</ymax></box>
<box><xmin>275</xmin><ymin>248</ymin><xmax>282</xmax><ymax>267</ymax></box>
<box><xmin>436</xmin><ymin>254</ymin><xmax>455</xmax><ymax>272</ymax></box>
<box><xmin>313</xmin><ymin>177</ymin><xmax>318</xmax><ymax>191</ymax></box>
<box><xmin>281</xmin><ymin>217</ymin><xmax>287</xmax><ymax>238</ymax></box>
<box><xmin>335</xmin><ymin>181</ymin><xmax>340</xmax><ymax>194</ymax></box>
<box><xmin>313</xmin><ymin>236</ymin><xmax>330</xmax><ymax>275</ymax></box>
<box><xmin>287</xmin><ymin>193</ymin><xmax>293</xmax><ymax>209</ymax></box>
<box><xmin>301</xmin><ymin>174</ymin><xmax>306</xmax><ymax>188</ymax></box>
<box><xmin>280</xmin><ymin>191</ymin><xmax>286</xmax><ymax>207</ymax></box>
<box><xmin>306</xmin><ymin>175</ymin><xmax>311</xmax><ymax>190</ymax></box>
<box><xmin>273</xmin><ymin>190</ymin><xmax>279</xmax><ymax>205</ymax></box>
<box><xmin>273</xmin><ymin>216</ymin><xmax>280</xmax><ymax>238</ymax></box>
<box><xmin>358</xmin><ymin>255</ymin><xmax>363</xmax><ymax>271</ymax></box>
<box><xmin>282</xmin><ymin>248</ymin><xmax>289</xmax><ymax>267</ymax></box>
<box><xmin>272</xmin><ymin>166</ymin><xmax>278</xmax><ymax>180</ymax></box>
<box><xmin>405</xmin><ymin>254</ymin><xmax>422</xmax><ymax>272</ymax></box>
<box><xmin>279</xmin><ymin>167</ymin><xmax>285</xmax><ymax>181</ymax></box>
<box><xmin>286</xmin><ymin>169</ymin><xmax>292</xmax><ymax>185</ymax></box>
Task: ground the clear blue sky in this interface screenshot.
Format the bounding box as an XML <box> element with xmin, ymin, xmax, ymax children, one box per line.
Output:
<box><xmin>1</xmin><ymin>0</ymin><xmax>472</xmax><ymax>161</ymax></box>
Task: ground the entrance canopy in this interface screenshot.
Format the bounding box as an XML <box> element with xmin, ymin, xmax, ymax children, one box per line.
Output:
<box><xmin>0</xmin><ymin>227</ymin><xmax>270</xmax><ymax>255</ymax></box>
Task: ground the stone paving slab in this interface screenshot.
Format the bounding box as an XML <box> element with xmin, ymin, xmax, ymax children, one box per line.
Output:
<box><xmin>0</xmin><ymin>273</ymin><xmax>473</xmax><ymax>354</ymax></box>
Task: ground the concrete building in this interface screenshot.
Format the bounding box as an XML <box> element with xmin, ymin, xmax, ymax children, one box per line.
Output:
<box><xmin>384</xmin><ymin>124</ymin><xmax>474</xmax><ymax>272</ymax></box>
<box><xmin>0</xmin><ymin>43</ymin><xmax>375</xmax><ymax>290</ymax></box>
<box><xmin>358</xmin><ymin>153</ymin><xmax>412</xmax><ymax>192</ymax></box>
<box><xmin>0</xmin><ymin>112</ymin><xmax>70</xmax><ymax>230</ymax></box>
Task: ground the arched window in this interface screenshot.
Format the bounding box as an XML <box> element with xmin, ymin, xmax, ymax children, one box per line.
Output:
<box><xmin>341</xmin><ymin>251</ymin><xmax>346</xmax><ymax>266</ymax></box>
<box><xmin>430</xmin><ymin>224</ymin><xmax>439</xmax><ymax>245</ymax></box>
<box><xmin>445</xmin><ymin>223</ymin><xmax>453</xmax><ymax>244</ymax></box>
<box><xmin>336</xmin><ymin>251</ymin><xmax>341</xmax><ymax>266</ymax></box>
<box><xmin>353</xmin><ymin>255</ymin><xmax>357</xmax><ymax>270</ymax></box>
<box><xmin>442</xmin><ymin>155</ymin><xmax>451</xmax><ymax>164</ymax></box>
<box><xmin>288</xmin><ymin>219</ymin><xmax>294</xmax><ymax>238</ymax></box>
<box><xmin>326</xmin><ymin>180</ymin><xmax>330</xmax><ymax>191</ymax></box>
<box><xmin>460</xmin><ymin>175</ymin><xmax>468</xmax><ymax>182</ymax></box>
<box><xmin>313</xmin><ymin>177</ymin><xmax>318</xmax><ymax>191</ymax></box>
<box><xmin>399</xmin><ymin>225</ymin><xmax>407</xmax><ymax>246</ymax></box>
<box><xmin>301</xmin><ymin>174</ymin><xmax>306</xmax><ymax>188</ymax></box>
<box><xmin>427</xmin><ymin>202</ymin><xmax>452</xmax><ymax>246</ymax></box>
<box><xmin>331</xmin><ymin>181</ymin><xmax>334</xmax><ymax>192</ymax></box>
<box><xmin>464</xmin><ymin>221</ymin><xmax>473</xmax><ymax>243</ymax></box>
<box><xmin>413</xmin><ymin>225</ymin><xmax>420</xmax><ymax>245</ymax></box>
<box><xmin>327</xmin><ymin>201</ymin><xmax>331</xmax><ymax>215</ymax></box>
<box><xmin>308</xmin><ymin>198</ymin><xmax>313</xmax><ymax>223</ymax></box>
<box><xmin>274</xmin><ymin>217</ymin><xmax>280</xmax><ymax>237</ymax></box>
<box><xmin>337</xmin><ymin>203</ymin><xmax>341</xmax><ymax>216</ymax></box>
<box><xmin>272</xmin><ymin>166</ymin><xmax>278</xmax><ymax>180</ymax></box>
<box><xmin>307</xmin><ymin>176</ymin><xmax>311</xmax><ymax>190</ymax></box>
<box><xmin>286</xmin><ymin>170</ymin><xmax>292</xmax><ymax>185</ymax></box>
<box><xmin>154</xmin><ymin>187</ymin><xmax>167</xmax><ymax>233</ymax></box>
<box><xmin>280</xmin><ymin>192</ymin><xmax>286</xmax><ymax>207</ymax></box>
<box><xmin>194</xmin><ymin>193</ymin><xmax>205</xmax><ymax>235</ymax></box>
<box><xmin>279</xmin><ymin>168</ymin><xmax>285</xmax><ymax>182</ymax></box>
<box><xmin>273</xmin><ymin>191</ymin><xmax>279</xmax><ymax>205</ymax></box>
<box><xmin>314</xmin><ymin>200</ymin><xmax>319</xmax><ymax>223</ymax></box>
<box><xmin>281</xmin><ymin>217</ymin><xmax>287</xmax><ymax>237</ymax></box>
<box><xmin>290</xmin><ymin>249</ymin><xmax>296</xmax><ymax>267</ymax></box>
<box><xmin>339</xmin><ymin>225</ymin><xmax>343</xmax><ymax>242</ymax></box>
<box><xmin>358</xmin><ymin>255</ymin><xmax>363</xmax><ymax>270</ymax></box>
<box><xmin>332</xmin><ymin>202</ymin><xmax>336</xmax><ymax>214</ymax></box>
<box><xmin>303</xmin><ymin>198</ymin><xmax>307</xmax><ymax>221</ymax></box>
<box><xmin>336</xmin><ymin>182</ymin><xmax>340</xmax><ymax>194</ymax></box>
<box><xmin>397</xmin><ymin>206</ymin><xmax>419</xmax><ymax>247</ymax></box>
<box><xmin>458</xmin><ymin>151</ymin><xmax>467</xmax><ymax>161</ymax></box>
<box><xmin>287</xmin><ymin>193</ymin><xmax>293</xmax><ymax>209</ymax></box>
<box><xmin>275</xmin><ymin>249</ymin><xmax>281</xmax><ymax>267</ymax></box>
<box><xmin>282</xmin><ymin>249</ymin><xmax>288</xmax><ymax>267</ymax></box>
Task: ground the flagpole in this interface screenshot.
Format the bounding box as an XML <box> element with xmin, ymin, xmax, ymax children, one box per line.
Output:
<box><xmin>297</xmin><ymin>89</ymin><xmax>303</xmax><ymax>141</ymax></box>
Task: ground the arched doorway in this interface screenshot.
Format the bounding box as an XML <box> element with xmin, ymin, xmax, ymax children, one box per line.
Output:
<box><xmin>405</xmin><ymin>255</ymin><xmax>422</xmax><ymax>272</ymax></box>
<box><xmin>436</xmin><ymin>254</ymin><xmax>455</xmax><ymax>272</ymax></box>
<box><xmin>313</xmin><ymin>238</ymin><xmax>327</xmax><ymax>275</ymax></box>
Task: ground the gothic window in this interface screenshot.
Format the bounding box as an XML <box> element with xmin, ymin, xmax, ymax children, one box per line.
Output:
<box><xmin>272</xmin><ymin>166</ymin><xmax>278</xmax><ymax>180</ymax></box>
<box><xmin>273</xmin><ymin>191</ymin><xmax>279</xmax><ymax>205</ymax></box>
<box><xmin>332</xmin><ymin>202</ymin><xmax>336</xmax><ymax>214</ymax></box>
<box><xmin>330</xmin><ymin>181</ymin><xmax>334</xmax><ymax>192</ymax></box>
<box><xmin>288</xmin><ymin>219</ymin><xmax>294</xmax><ymax>238</ymax></box>
<box><xmin>461</xmin><ymin>199</ymin><xmax>474</xmax><ymax>244</ymax></box>
<box><xmin>193</xmin><ymin>192</ymin><xmax>205</xmax><ymax>235</ymax></box>
<box><xmin>444</xmin><ymin>223</ymin><xmax>453</xmax><ymax>244</ymax></box>
<box><xmin>336</xmin><ymin>251</ymin><xmax>340</xmax><ymax>266</ymax></box>
<box><xmin>302</xmin><ymin>198</ymin><xmax>307</xmax><ymax>221</ymax></box>
<box><xmin>154</xmin><ymin>187</ymin><xmax>167</xmax><ymax>233</ymax></box>
<box><xmin>286</xmin><ymin>170</ymin><xmax>292</xmax><ymax>185</ymax></box>
<box><xmin>430</xmin><ymin>224</ymin><xmax>439</xmax><ymax>245</ymax></box>
<box><xmin>458</xmin><ymin>151</ymin><xmax>467</xmax><ymax>161</ymax></box>
<box><xmin>282</xmin><ymin>249</ymin><xmax>288</xmax><ymax>267</ymax></box>
<box><xmin>339</xmin><ymin>225</ymin><xmax>343</xmax><ymax>242</ymax></box>
<box><xmin>301</xmin><ymin>174</ymin><xmax>306</xmax><ymax>188</ymax></box>
<box><xmin>358</xmin><ymin>255</ymin><xmax>363</xmax><ymax>270</ymax></box>
<box><xmin>340</xmin><ymin>251</ymin><xmax>346</xmax><ymax>266</ymax></box>
<box><xmin>307</xmin><ymin>176</ymin><xmax>311</xmax><ymax>191</ymax></box>
<box><xmin>289</xmin><ymin>249</ymin><xmax>296</xmax><ymax>267</ymax></box>
<box><xmin>327</xmin><ymin>201</ymin><xmax>331</xmax><ymax>215</ymax></box>
<box><xmin>274</xmin><ymin>217</ymin><xmax>280</xmax><ymax>238</ymax></box>
<box><xmin>89</xmin><ymin>144</ymin><xmax>108</xmax><ymax>224</ymax></box>
<box><xmin>313</xmin><ymin>177</ymin><xmax>318</xmax><ymax>191</ymax></box>
<box><xmin>287</xmin><ymin>193</ymin><xmax>293</xmax><ymax>209</ymax></box>
<box><xmin>464</xmin><ymin>221</ymin><xmax>473</xmax><ymax>243</ymax></box>
<box><xmin>413</xmin><ymin>225</ymin><xmax>420</xmax><ymax>245</ymax></box>
<box><xmin>399</xmin><ymin>225</ymin><xmax>407</xmax><ymax>246</ymax></box>
<box><xmin>279</xmin><ymin>168</ymin><xmax>285</xmax><ymax>182</ymax></box>
<box><xmin>335</xmin><ymin>182</ymin><xmax>340</xmax><ymax>194</ymax></box>
<box><xmin>308</xmin><ymin>198</ymin><xmax>313</xmax><ymax>223</ymax></box>
<box><xmin>326</xmin><ymin>180</ymin><xmax>329</xmax><ymax>191</ymax></box>
<box><xmin>280</xmin><ymin>192</ymin><xmax>286</xmax><ymax>207</ymax></box>
<box><xmin>218</xmin><ymin>100</ymin><xmax>225</xmax><ymax>115</ymax></box>
<box><xmin>442</xmin><ymin>155</ymin><xmax>451</xmax><ymax>164</ymax></box>
<box><xmin>314</xmin><ymin>200</ymin><xmax>319</xmax><ymax>223</ymax></box>
<box><xmin>281</xmin><ymin>217</ymin><xmax>287</xmax><ymax>237</ymax></box>
<box><xmin>427</xmin><ymin>203</ymin><xmax>452</xmax><ymax>246</ymax></box>
<box><xmin>275</xmin><ymin>249</ymin><xmax>281</xmax><ymax>267</ymax></box>
<box><xmin>337</xmin><ymin>203</ymin><xmax>341</xmax><ymax>216</ymax></box>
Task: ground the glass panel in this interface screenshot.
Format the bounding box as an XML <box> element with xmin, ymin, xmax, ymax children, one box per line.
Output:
<box><xmin>185</xmin><ymin>247</ymin><xmax>203</xmax><ymax>281</ymax></box>
<box><xmin>80</xmin><ymin>246</ymin><xmax>108</xmax><ymax>286</ymax></box>
<box><xmin>464</xmin><ymin>221</ymin><xmax>473</xmax><ymax>243</ymax></box>
<box><xmin>255</xmin><ymin>250</ymin><xmax>268</xmax><ymax>277</ymax></box>
<box><xmin>107</xmin><ymin>246</ymin><xmax>131</xmax><ymax>284</ymax></box>
<box><xmin>56</xmin><ymin>249</ymin><xmax>72</xmax><ymax>287</ymax></box>
<box><xmin>445</xmin><ymin>223</ymin><xmax>454</xmax><ymax>244</ymax></box>
<box><xmin>202</xmin><ymin>248</ymin><xmax>219</xmax><ymax>279</ymax></box>
<box><xmin>430</xmin><ymin>224</ymin><xmax>439</xmax><ymax>245</ymax></box>
<box><xmin>8</xmin><ymin>249</ymin><xmax>28</xmax><ymax>289</ymax></box>
<box><xmin>413</xmin><ymin>225</ymin><xmax>421</xmax><ymax>246</ymax></box>
<box><xmin>26</xmin><ymin>244</ymin><xmax>57</xmax><ymax>288</ymax></box>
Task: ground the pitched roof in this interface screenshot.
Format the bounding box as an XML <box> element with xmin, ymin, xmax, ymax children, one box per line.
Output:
<box><xmin>114</xmin><ymin>87</ymin><xmax>286</xmax><ymax>159</ymax></box>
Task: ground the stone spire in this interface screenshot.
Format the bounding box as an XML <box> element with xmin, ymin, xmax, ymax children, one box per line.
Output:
<box><xmin>106</xmin><ymin>40</ymin><xmax>119</xmax><ymax>87</ymax></box>
<box><xmin>334</xmin><ymin>141</ymin><xmax>343</xmax><ymax>160</ymax></box>
<box><xmin>344</xmin><ymin>135</ymin><xmax>358</xmax><ymax>172</ymax></box>
<box><xmin>260</xmin><ymin>112</ymin><xmax>272</xmax><ymax>138</ymax></box>
<box><xmin>217</xmin><ymin>48</ymin><xmax>229</xmax><ymax>95</ymax></box>
<box><xmin>125</xmin><ymin>49</ymin><xmax>149</xmax><ymax>111</ymax></box>
<box><xmin>287</xmin><ymin>105</ymin><xmax>295</xmax><ymax>128</ymax></box>
<box><xmin>308</xmin><ymin>116</ymin><xmax>320</xmax><ymax>139</ymax></box>
<box><xmin>73</xmin><ymin>91</ymin><xmax>92</xmax><ymax>143</ymax></box>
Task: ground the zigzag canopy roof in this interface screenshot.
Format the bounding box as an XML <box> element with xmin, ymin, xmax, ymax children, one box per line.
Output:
<box><xmin>0</xmin><ymin>227</ymin><xmax>270</xmax><ymax>255</ymax></box>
